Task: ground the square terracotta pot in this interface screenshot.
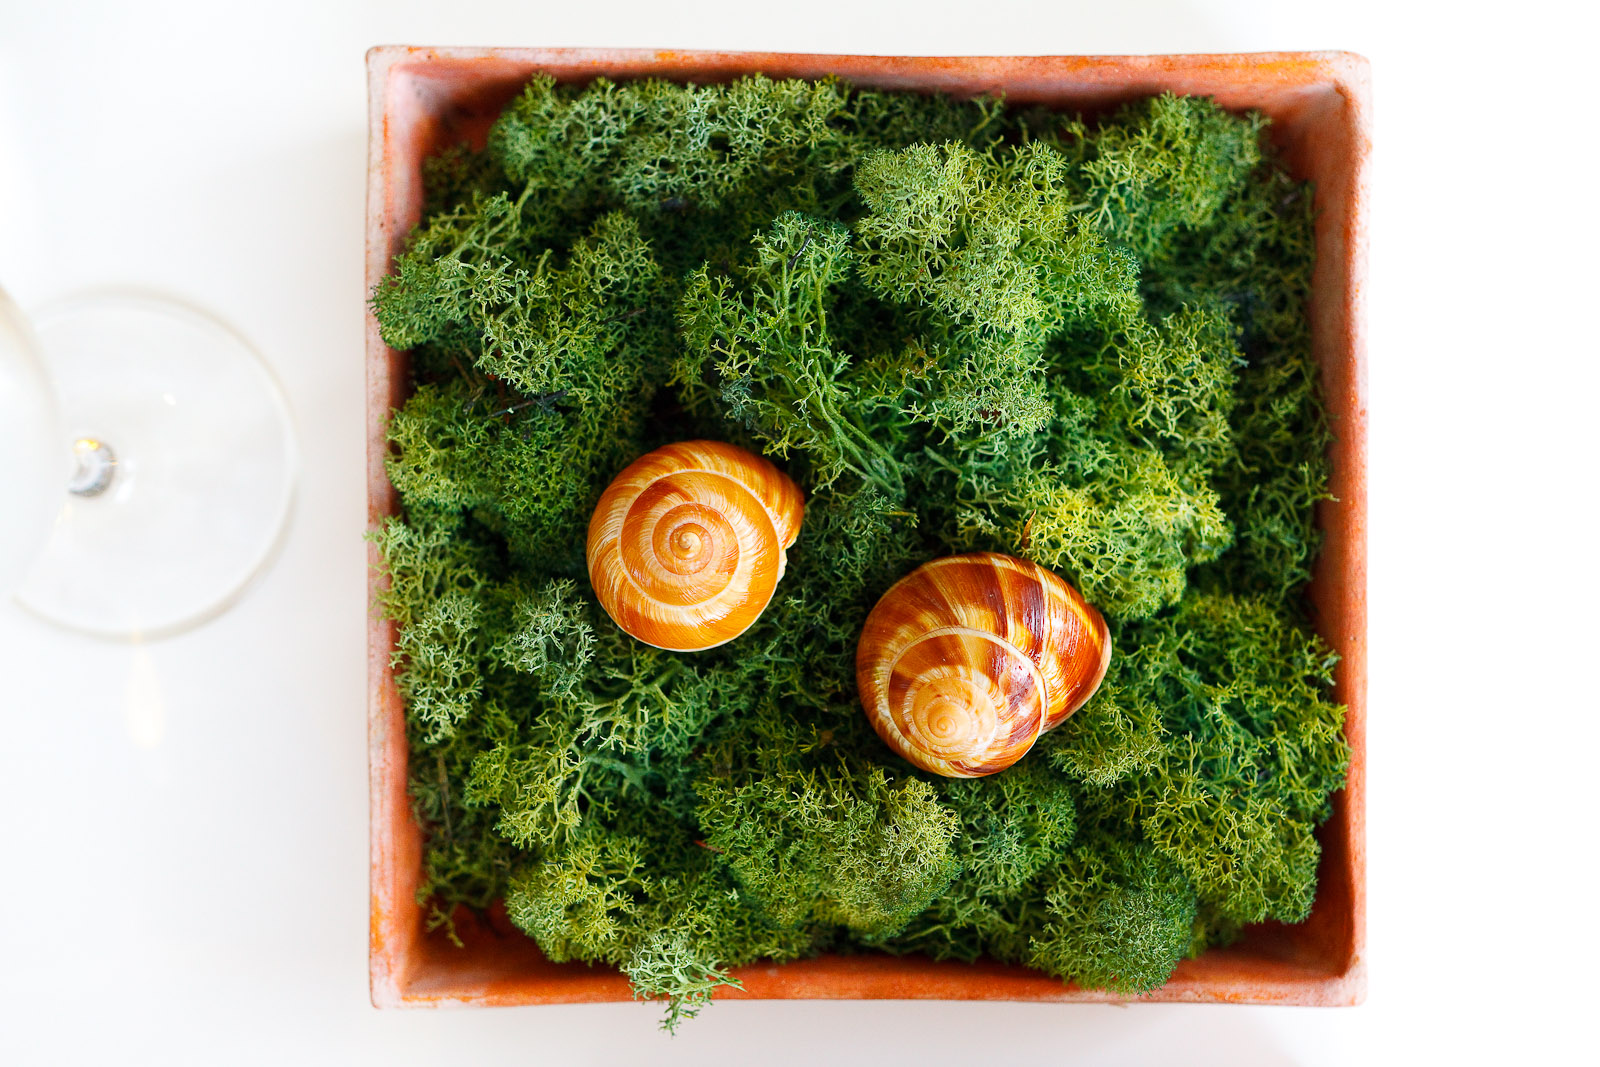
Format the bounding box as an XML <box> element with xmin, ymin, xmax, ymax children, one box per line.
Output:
<box><xmin>366</xmin><ymin>47</ymin><xmax>1369</xmax><ymax>1009</ymax></box>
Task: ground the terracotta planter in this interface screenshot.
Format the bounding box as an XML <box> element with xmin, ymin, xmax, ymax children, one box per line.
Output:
<box><xmin>366</xmin><ymin>47</ymin><xmax>1369</xmax><ymax>1009</ymax></box>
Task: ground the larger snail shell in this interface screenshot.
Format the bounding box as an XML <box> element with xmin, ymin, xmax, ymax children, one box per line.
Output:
<box><xmin>587</xmin><ymin>440</ymin><xmax>805</xmax><ymax>651</ymax></box>
<box><xmin>857</xmin><ymin>552</ymin><xmax>1111</xmax><ymax>778</ymax></box>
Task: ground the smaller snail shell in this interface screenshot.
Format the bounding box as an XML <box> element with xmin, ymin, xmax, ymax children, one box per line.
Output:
<box><xmin>857</xmin><ymin>552</ymin><xmax>1111</xmax><ymax>778</ymax></box>
<box><xmin>587</xmin><ymin>440</ymin><xmax>804</xmax><ymax>651</ymax></box>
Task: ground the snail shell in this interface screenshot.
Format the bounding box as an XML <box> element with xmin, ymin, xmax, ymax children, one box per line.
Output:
<box><xmin>857</xmin><ymin>552</ymin><xmax>1111</xmax><ymax>778</ymax></box>
<box><xmin>587</xmin><ymin>440</ymin><xmax>805</xmax><ymax>651</ymax></box>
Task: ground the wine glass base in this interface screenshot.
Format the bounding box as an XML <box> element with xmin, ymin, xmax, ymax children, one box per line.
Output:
<box><xmin>13</xmin><ymin>292</ymin><xmax>297</xmax><ymax>639</ymax></box>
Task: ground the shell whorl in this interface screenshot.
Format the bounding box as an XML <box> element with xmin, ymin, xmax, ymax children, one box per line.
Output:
<box><xmin>587</xmin><ymin>440</ymin><xmax>804</xmax><ymax>651</ymax></box>
<box><xmin>856</xmin><ymin>552</ymin><xmax>1112</xmax><ymax>778</ymax></box>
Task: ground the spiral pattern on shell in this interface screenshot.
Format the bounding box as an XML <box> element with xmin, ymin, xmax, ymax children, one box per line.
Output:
<box><xmin>857</xmin><ymin>552</ymin><xmax>1112</xmax><ymax>778</ymax></box>
<box><xmin>587</xmin><ymin>440</ymin><xmax>805</xmax><ymax>651</ymax></box>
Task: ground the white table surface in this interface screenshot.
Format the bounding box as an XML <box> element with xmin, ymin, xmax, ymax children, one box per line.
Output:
<box><xmin>3</xmin><ymin>2</ymin><xmax>1594</xmax><ymax>1063</ymax></box>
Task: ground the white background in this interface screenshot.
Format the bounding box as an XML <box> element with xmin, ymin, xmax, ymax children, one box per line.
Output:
<box><xmin>2</xmin><ymin>1</ymin><xmax>1596</xmax><ymax>1063</ymax></box>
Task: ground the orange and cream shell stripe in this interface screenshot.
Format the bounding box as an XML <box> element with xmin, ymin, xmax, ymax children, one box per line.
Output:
<box><xmin>856</xmin><ymin>552</ymin><xmax>1111</xmax><ymax>778</ymax></box>
<box><xmin>587</xmin><ymin>440</ymin><xmax>805</xmax><ymax>652</ymax></box>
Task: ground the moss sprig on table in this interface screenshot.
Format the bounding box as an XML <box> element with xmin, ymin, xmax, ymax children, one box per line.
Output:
<box><xmin>371</xmin><ymin>75</ymin><xmax>1345</xmax><ymax>1029</ymax></box>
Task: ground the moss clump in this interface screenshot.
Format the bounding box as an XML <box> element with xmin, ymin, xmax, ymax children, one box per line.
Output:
<box><xmin>371</xmin><ymin>75</ymin><xmax>1347</xmax><ymax>1029</ymax></box>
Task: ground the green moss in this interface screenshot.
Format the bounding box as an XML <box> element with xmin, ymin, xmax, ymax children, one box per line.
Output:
<box><xmin>505</xmin><ymin>826</ymin><xmax>652</xmax><ymax>963</ymax></box>
<box><xmin>1076</xmin><ymin>93</ymin><xmax>1264</xmax><ymax>263</ymax></box>
<box><xmin>695</xmin><ymin>712</ymin><xmax>962</xmax><ymax>940</ymax></box>
<box><xmin>491</xmin><ymin>579</ymin><xmax>596</xmax><ymax>698</ymax></box>
<box><xmin>1047</xmin><ymin>593</ymin><xmax>1349</xmax><ymax>931</ymax></box>
<box><xmin>676</xmin><ymin>212</ymin><xmax>906</xmax><ymax>492</ymax></box>
<box><xmin>1027</xmin><ymin>836</ymin><xmax>1198</xmax><ymax>994</ymax></box>
<box><xmin>369</xmin><ymin>78</ymin><xmax>1346</xmax><ymax>1029</ymax></box>
<box><xmin>852</xmin><ymin>140</ymin><xmax>1140</xmax><ymax>438</ymax></box>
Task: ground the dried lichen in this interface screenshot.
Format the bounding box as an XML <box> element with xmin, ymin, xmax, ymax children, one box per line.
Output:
<box><xmin>370</xmin><ymin>75</ymin><xmax>1346</xmax><ymax>1029</ymax></box>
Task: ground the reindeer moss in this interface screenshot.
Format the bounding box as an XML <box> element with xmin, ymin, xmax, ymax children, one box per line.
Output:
<box><xmin>370</xmin><ymin>76</ymin><xmax>1347</xmax><ymax>1029</ymax></box>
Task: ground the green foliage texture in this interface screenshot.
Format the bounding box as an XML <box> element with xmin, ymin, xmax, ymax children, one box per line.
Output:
<box><xmin>370</xmin><ymin>77</ymin><xmax>1347</xmax><ymax>1029</ymax></box>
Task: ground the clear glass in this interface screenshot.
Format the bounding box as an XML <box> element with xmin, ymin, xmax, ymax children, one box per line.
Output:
<box><xmin>0</xmin><ymin>290</ymin><xmax>65</xmax><ymax>593</ymax></box>
<box><xmin>4</xmin><ymin>289</ymin><xmax>297</xmax><ymax>639</ymax></box>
